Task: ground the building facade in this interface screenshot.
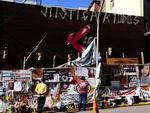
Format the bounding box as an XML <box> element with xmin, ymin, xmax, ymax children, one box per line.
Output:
<box><xmin>90</xmin><ymin>0</ymin><xmax>143</xmax><ymax>16</ymax></box>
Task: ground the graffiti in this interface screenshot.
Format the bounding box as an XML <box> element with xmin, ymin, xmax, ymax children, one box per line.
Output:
<box><xmin>41</xmin><ymin>7</ymin><xmax>140</xmax><ymax>25</ymax></box>
<box><xmin>65</xmin><ymin>24</ymin><xmax>91</xmax><ymax>53</ymax></box>
<box><xmin>41</xmin><ymin>7</ymin><xmax>98</xmax><ymax>22</ymax></box>
<box><xmin>103</xmin><ymin>13</ymin><xmax>140</xmax><ymax>25</ymax></box>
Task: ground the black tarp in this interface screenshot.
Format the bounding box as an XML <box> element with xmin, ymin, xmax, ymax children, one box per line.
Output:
<box><xmin>0</xmin><ymin>1</ymin><xmax>144</xmax><ymax>69</ymax></box>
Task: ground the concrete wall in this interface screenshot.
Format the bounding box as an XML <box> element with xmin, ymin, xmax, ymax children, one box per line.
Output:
<box><xmin>104</xmin><ymin>0</ymin><xmax>143</xmax><ymax>16</ymax></box>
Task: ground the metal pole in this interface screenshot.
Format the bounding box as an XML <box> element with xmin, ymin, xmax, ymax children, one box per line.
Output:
<box><xmin>122</xmin><ymin>52</ymin><xmax>125</xmax><ymax>58</ymax></box>
<box><xmin>53</xmin><ymin>55</ymin><xmax>56</xmax><ymax>68</ymax></box>
<box><xmin>106</xmin><ymin>51</ymin><xmax>108</xmax><ymax>64</ymax></box>
<box><xmin>94</xmin><ymin>0</ymin><xmax>105</xmax><ymax>96</ymax></box>
<box><xmin>23</xmin><ymin>33</ymin><xmax>47</xmax><ymax>69</ymax></box>
<box><xmin>141</xmin><ymin>51</ymin><xmax>144</xmax><ymax>64</ymax></box>
<box><xmin>23</xmin><ymin>56</ymin><xmax>26</xmax><ymax>70</ymax></box>
<box><xmin>96</xmin><ymin>0</ymin><xmax>105</xmax><ymax>68</ymax></box>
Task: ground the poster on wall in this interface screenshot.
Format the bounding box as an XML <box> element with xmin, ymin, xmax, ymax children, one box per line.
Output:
<box><xmin>122</xmin><ymin>65</ymin><xmax>139</xmax><ymax>87</ymax></box>
<box><xmin>43</xmin><ymin>68</ymin><xmax>71</xmax><ymax>83</ymax></box>
<box><xmin>75</xmin><ymin>67</ymin><xmax>95</xmax><ymax>78</ymax></box>
<box><xmin>43</xmin><ymin>68</ymin><xmax>72</xmax><ymax>95</ymax></box>
<box><xmin>13</xmin><ymin>70</ymin><xmax>32</xmax><ymax>80</ymax></box>
<box><xmin>138</xmin><ymin>64</ymin><xmax>150</xmax><ymax>101</ymax></box>
<box><xmin>1</xmin><ymin>70</ymin><xmax>14</xmax><ymax>81</ymax></box>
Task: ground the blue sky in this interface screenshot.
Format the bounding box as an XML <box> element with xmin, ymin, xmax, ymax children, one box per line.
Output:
<box><xmin>42</xmin><ymin>0</ymin><xmax>92</xmax><ymax>9</ymax></box>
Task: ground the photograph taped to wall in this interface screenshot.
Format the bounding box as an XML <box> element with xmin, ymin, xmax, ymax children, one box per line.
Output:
<box><xmin>87</xmin><ymin>68</ymin><xmax>95</xmax><ymax>78</ymax></box>
<box><xmin>6</xmin><ymin>90</ymin><xmax>14</xmax><ymax>97</ymax></box>
<box><xmin>122</xmin><ymin>65</ymin><xmax>139</xmax><ymax>87</ymax></box>
<box><xmin>139</xmin><ymin>64</ymin><xmax>150</xmax><ymax>88</ymax></box>
<box><xmin>139</xmin><ymin>64</ymin><xmax>150</xmax><ymax>100</ymax></box>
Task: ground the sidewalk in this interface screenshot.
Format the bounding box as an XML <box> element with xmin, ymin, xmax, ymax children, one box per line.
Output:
<box><xmin>56</xmin><ymin>104</ymin><xmax>150</xmax><ymax>113</ymax></box>
<box><xmin>43</xmin><ymin>102</ymin><xmax>150</xmax><ymax>113</ymax></box>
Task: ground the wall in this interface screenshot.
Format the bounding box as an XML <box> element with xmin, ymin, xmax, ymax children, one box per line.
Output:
<box><xmin>0</xmin><ymin>1</ymin><xmax>144</xmax><ymax>69</ymax></box>
<box><xmin>103</xmin><ymin>0</ymin><xmax>143</xmax><ymax>16</ymax></box>
<box><xmin>90</xmin><ymin>0</ymin><xmax>143</xmax><ymax>16</ymax></box>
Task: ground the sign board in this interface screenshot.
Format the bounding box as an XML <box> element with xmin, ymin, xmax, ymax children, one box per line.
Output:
<box><xmin>1</xmin><ymin>70</ymin><xmax>32</xmax><ymax>81</ymax></box>
<box><xmin>43</xmin><ymin>68</ymin><xmax>71</xmax><ymax>83</ymax></box>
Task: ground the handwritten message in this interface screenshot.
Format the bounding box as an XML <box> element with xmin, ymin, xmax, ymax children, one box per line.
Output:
<box><xmin>41</xmin><ymin>7</ymin><xmax>140</xmax><ymax>25</ymax></box>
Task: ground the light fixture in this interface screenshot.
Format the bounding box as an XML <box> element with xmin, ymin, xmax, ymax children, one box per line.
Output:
<box><xmin>37</xmin><ymin>52</ymin><xmax>42</xmax><ymax>61</ymax></box>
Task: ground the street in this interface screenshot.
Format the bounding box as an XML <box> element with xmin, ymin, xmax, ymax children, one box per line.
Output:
<box><xmin>99</xmin><ymin>105</ymin><xmax>150</xmax><ymax>113</ymax></box>
<box><xmin>58</xmin><ymin>105</ymin><xmax>150</xmax><ymax>113</ymax></box>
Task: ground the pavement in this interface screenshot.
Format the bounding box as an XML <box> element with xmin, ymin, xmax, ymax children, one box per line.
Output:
<box><xmin>50</xmin><ymin>104</ymin><xmax>150</xmax><ymax>113</ymax></box>
<box><xmin>42</xmin><ymin>101</ymin><xmax>150</xmax><ymax>113</ymax></box>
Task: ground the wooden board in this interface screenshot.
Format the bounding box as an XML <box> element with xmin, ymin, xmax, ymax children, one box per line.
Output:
<box><xmin>107</xmin><ymin>58</ymin><xmax>139</xmax><ymax>65</ymax></box>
